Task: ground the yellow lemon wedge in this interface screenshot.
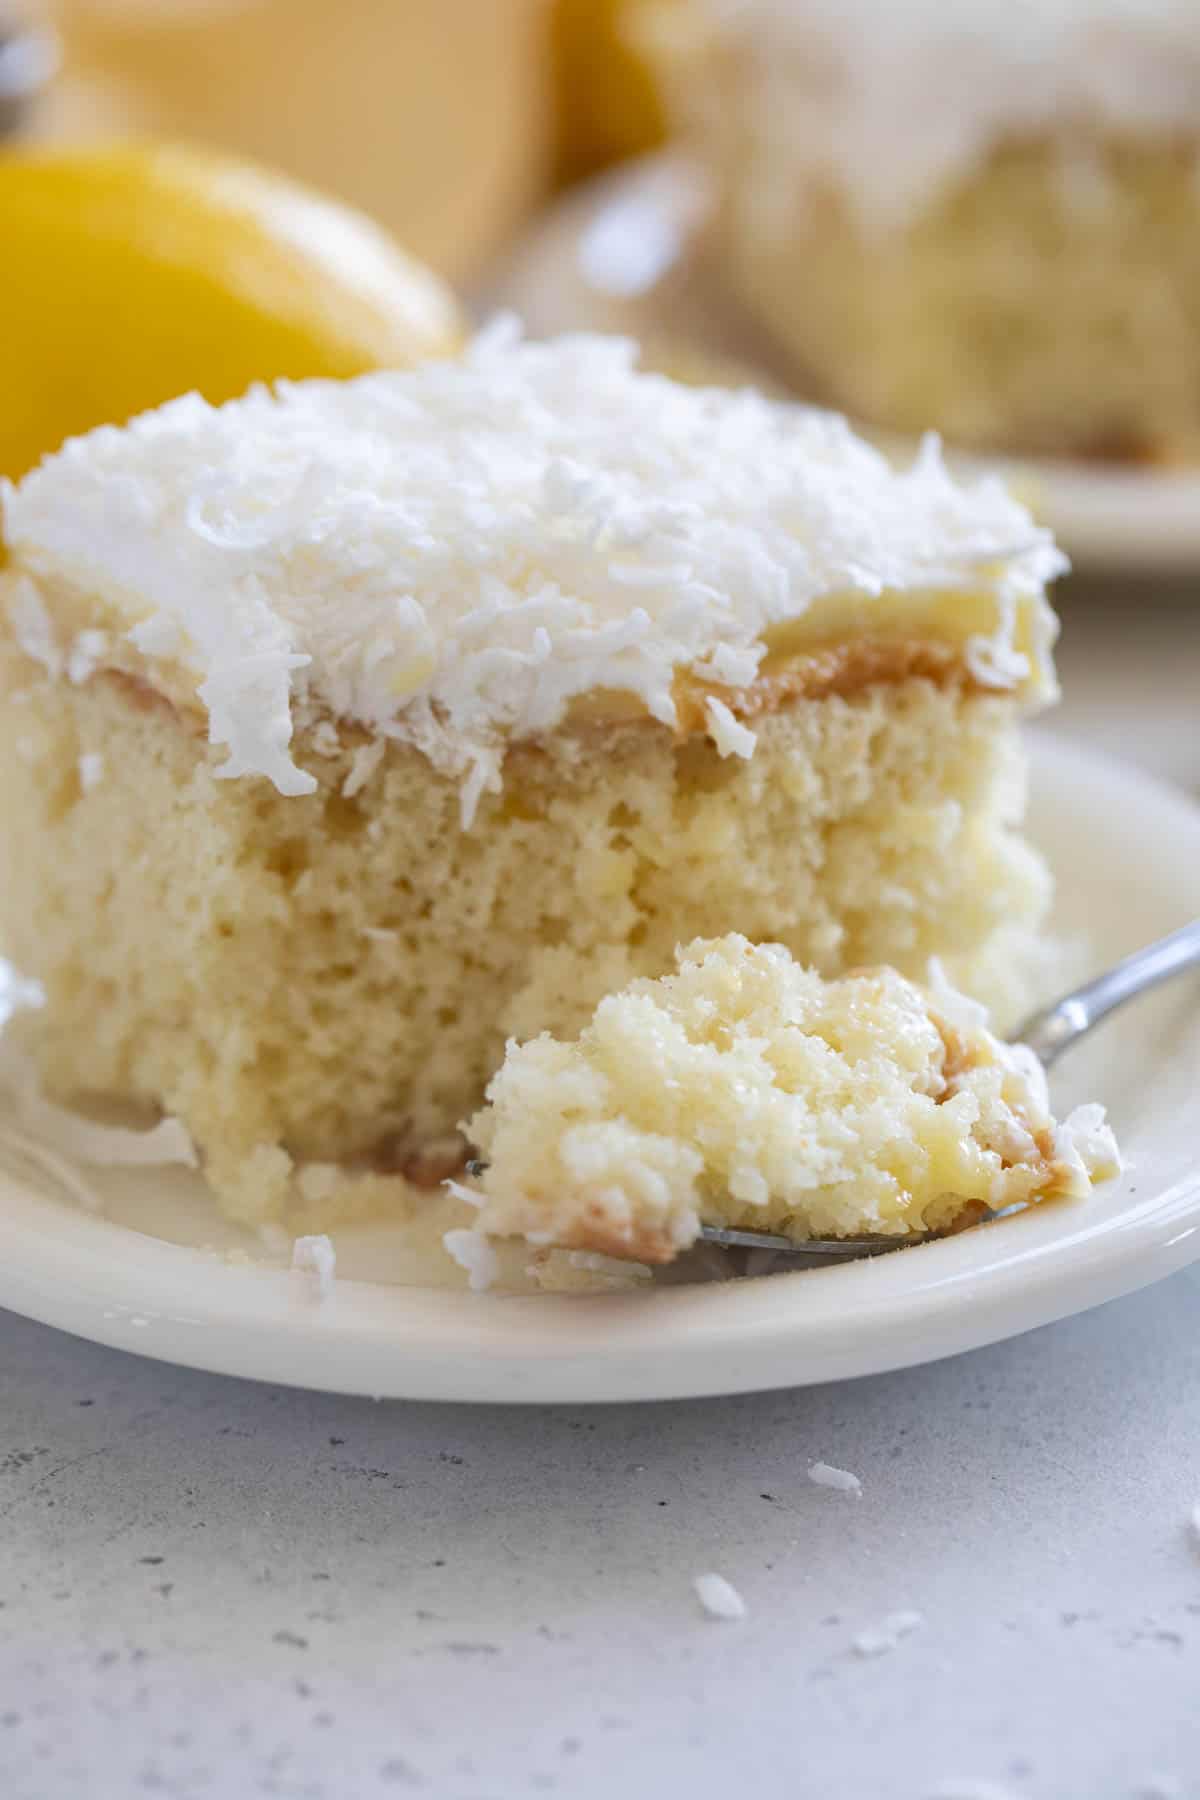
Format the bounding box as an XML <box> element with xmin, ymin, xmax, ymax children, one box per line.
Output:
<box><xmin>0</xmin><ymin>142</ymin><xmax>465</xmax><ymax>481</ymax></box>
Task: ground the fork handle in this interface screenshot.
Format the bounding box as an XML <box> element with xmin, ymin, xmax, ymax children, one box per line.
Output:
<box><xmin>1016</xmin><ymin>917</ymin><xmax>1200</xmax><ymax>1069</ymax></box>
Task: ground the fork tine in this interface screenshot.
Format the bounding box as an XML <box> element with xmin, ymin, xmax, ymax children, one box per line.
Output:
<box><xmin>697</xmin><ymin>1225</ymin><xmax>930</xmax><ymax>1257</ymax></box>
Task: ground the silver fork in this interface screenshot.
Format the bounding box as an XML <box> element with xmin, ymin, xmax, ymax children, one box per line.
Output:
<box><xmin>697</xmin><ymin>918</ymin><xmax>1200</xmax><ymax>1261</ymax></box>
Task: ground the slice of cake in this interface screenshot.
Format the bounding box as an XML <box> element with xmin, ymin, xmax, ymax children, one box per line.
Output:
<box><xmin>645</xmin><ymin>0</ymin><xmax>1200</xmax><ymax>459</ymax></box>
<box><xmin>0</xmin><ymin>329</ymin><xmax>1063</xmax><ymax>1227</ymax></box>
<box><xmin>464</xmin><ymin>935</ymin><xmax>1120</xmax><ymax>1263</ymax></box>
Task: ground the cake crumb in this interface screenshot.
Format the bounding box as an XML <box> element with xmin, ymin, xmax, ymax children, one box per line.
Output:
<box><xmin>292</xmin><ymin>1234</ymin><xmax>336</xmax><ymax>1301</ymax></box>
<box><xmin>853</xmin><ymin>1609</ymin><xmax>924</xmax><ymax>1657</ymax></box>
<box><xmin>809</xmin><ymin>1461</ymin><xmax>863</xmax><ymax>1496</ymax></box>
<box><xmin>693</xmin><ymin>1573</ymin><xmax>747</xmax><ymax>1621</ymax></box>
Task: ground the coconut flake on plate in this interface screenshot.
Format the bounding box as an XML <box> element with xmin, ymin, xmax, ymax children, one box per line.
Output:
<box><xmin>292</xmin><ymin>1234</ymin><xmax>337</xmax><ymax>1301</ymax></box>
<box><xmin>443</xmin><ymin>1227</ymin><xmax>499</xmax><ymax>1291</ymax></box>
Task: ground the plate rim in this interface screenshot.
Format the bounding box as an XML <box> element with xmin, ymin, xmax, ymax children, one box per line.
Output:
<box><xmin>2</xmin><ymin>731</ymin><xmax>1199</xmax><ymax>1403</ymax></box>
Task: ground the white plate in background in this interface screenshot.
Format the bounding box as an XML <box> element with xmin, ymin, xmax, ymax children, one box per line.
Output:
<box><xmin>1</xmin><ymin>734</ymin><xmax>1198</xmax><ymax>1402</ymax></box>
<box><xmin>489</xmin><ymin>156</ymin><xmax>1200</xmax><ymax>580</ymax></box>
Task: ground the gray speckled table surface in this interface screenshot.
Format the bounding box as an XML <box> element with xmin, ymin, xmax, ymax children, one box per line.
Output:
<box><xmin>2</xmin><ymin>593</ymin><xmax>1199</xmax><ymax>1800</ymax></box>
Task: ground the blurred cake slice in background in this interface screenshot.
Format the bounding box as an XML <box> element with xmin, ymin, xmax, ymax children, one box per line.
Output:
<box><xmin>643</xmin><ymin>0</ymin><xmax>1200</xmax><ymax>461</ymax></box>
<box><xmin>0</xmin><ymin>331</ymin><xmax>1063</xmax><ymax>1229</ymax></box>
<box><xmin>465</xmin><ymin>935</ymin><xmax>1120</xmax><ymax>1263</ymax></box>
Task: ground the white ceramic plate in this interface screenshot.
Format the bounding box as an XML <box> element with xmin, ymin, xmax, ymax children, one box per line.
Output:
<box><xmin>2</xmin><ymin>733</ymin><xmax>1199</xmax><ymax>1402</ymax></box>
<box><xmin>488</xmin><ymin>156</ymin><xmax>1200</xmax><ymax>579</ymax></box>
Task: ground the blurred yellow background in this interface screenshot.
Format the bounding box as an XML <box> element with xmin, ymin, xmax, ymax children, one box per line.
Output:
<box><xmin>0</xmin><ymin>0</ymin><xmax>672</xmax><ymax>475</ymax></box>
<box><xmin>20</xmin><ymin>0</ymin><xmax>666</xmax><ymax>279</ymax></box>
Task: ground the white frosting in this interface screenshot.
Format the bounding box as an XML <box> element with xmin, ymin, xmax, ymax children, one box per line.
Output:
<box><xmin>688</xmin><ymin>0</ymin><xmax>1200</xmax><ymax>231</ymax></box>
<box><xmin>2</xmin><ymin>329</ymin><xmax>1063</xmax><ymax>816</ymax></box>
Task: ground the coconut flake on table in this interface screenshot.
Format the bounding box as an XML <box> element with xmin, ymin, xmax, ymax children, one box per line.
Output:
<box><xmin>808</xmin><ymin>1460</ymin><xmax>863</xmax><ymax>1495</ymax></box>
<box><xmin>3</xmin><ymin>330</ymin><xmax>1062</xmax><ymax>820</ymax></box>
<box><xmin>852</xmin><ymin>1610</ymin><xmax>925</xmax><ymax>1658</ymax></box>
<box><xmin>292</xmin><ymin>1234</ymin><xmax>337</xmax><ymax>1301</ymax></box>
<box><xmin>693</xmin><ymin>1573</ymin><xmax>747</xmax><ymax>1621</ymax></box>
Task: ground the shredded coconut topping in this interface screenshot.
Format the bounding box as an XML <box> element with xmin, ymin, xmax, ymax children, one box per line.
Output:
<box><xmin>693</xmin><ymin>1573</ymin><xmax>747</xmax><ymax>1620</ymax></box>
<box><xmin>3</xmin><ymin>330</ymin><xmax>1061</xmax><ymax>817</ymax></box>
<box><xmin>704</xmin><ymin>695</ymin><xmax>756</xmax><ymax>760</ymax></box>
<box><xmin>684</xmin><ymin>0</ymin><xmax>1200</xmax><ymax>233</ymax></box>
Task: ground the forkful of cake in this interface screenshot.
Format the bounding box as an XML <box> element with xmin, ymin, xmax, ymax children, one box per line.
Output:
<box><xmin>449</xmin><ymin>921</ymin><xmax>1200</xmax><ymax>1275</ymax></box>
